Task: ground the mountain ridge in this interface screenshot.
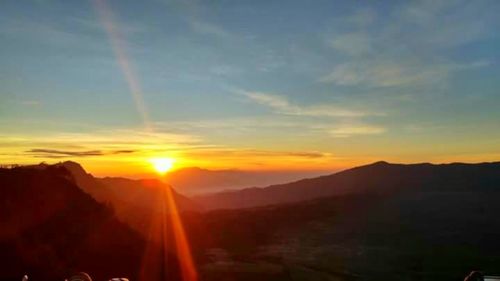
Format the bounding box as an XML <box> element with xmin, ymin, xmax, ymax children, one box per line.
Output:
<box><xmin>47</xmin><ymin>161</ymin><xmax>200</xmax><ymax>240</ymax></box>
<box><xmin>0</xmin><ymin>165</ymin><xmax>149</xmax><ymax>281</ymax></box>
<box><xmin>164</xmin><ymin>166</ymin><xmax>328</xmax><ymax>195</ymax></box>
<box><xmin>193</xmin><ymin>160</ymin><xmax>500</xmax><ymax>210</ymax></box>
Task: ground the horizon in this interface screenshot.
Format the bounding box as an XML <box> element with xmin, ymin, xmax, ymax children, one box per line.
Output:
<box><xmin>5</xmin><ymin>159</ymin><xmax>500</xmax><ymax>199</ymax></box>
<box><xmin>4</xmin><ymin>158</ymin><xmax>500</xmax><ymax>180</ymax></box>
<box><xmin>1</xmin><ymin>0</ymin><xmax>500</xmax><ymax>177</ymax></box>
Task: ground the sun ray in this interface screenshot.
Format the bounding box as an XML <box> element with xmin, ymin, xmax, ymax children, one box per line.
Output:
<box><xmin>92</xmin><ymin>0</ymin><xmax>152</xmax><ymax>131</ymax></box>
<box><xmin>91</xmin><ymin>2</ymin><xmax>198</xmax><ymax>280</ymax></box>
<box><xmin>164</xmin><ymin>185</ymin><xmax>198</xmax><ymax>281</ymax></box>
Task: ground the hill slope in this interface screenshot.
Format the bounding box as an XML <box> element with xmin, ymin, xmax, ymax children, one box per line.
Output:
<box><xmin>193</xmin><ymin>161</ymin><xmax>500</xmax><ymax>210</ymax></box>
<box><xmin>59</xmin><ymin>161</ymin><xmax>199</xmax><ymax>238</ymax></box>
<box><xmin>0</xmin><ymin>165</ymin><xmax>149</xmax><ymax>281</ymax></box>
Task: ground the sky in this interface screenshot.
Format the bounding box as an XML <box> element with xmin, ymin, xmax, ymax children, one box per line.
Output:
<box><xmin>1</xmin><ymin>0</ymin><xmax>500</xmax><ymax>177</ymax></box>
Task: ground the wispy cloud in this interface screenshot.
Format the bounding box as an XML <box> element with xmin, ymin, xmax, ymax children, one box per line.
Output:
<box><xmin>0</xmin><ymin>128</ymin><xmax>203</xmax><ymax>158</ymax></box>
<box><xmin>344</xmin><ymin>7</ymin><xmax>377</xmax><ymax>26</ymax></box>
<box><xmin>329</xmin><ymin>32</ymin><xmax>372</xmax><ymax>56</ymax></box>
<box><xmin>26</xmin><ymin>148</ymin><xmax>136</xmax><ymax>158</ymax></box>
<box><xmin>183</xmin><ymin>148</ymin><xmax>330</xmax><ymax>159</ymax></box>
<box><xmin>398</xmin><ymin>0</ymin><xmax>490</xmax><ymax>49</ymax></box>
<box><xmin>239</xmin><ymin>91</ymin><xmax>387</xmax><ymax>138</ymax></box>
<box><xmin>179</xmin><ymin>148</ymin><xmax>340</xmax><ymax>170</ymax></box>
<box><xmin>330</xmin><ymin>124</ymin><xmax>386</xmax><ymax>138</ymax></box>
<box><xmin>0</xmin><ymin>19</ymin><xmax>104</xmax><ymax>52</ymax></box>
<box><xmin>320</xmin><ymin>60</ymin><xmax>491</xmax><ymax>87</ymax></box>
<box><xmin>162</xmin><ymin>0</ymin><xmax>231</xmax><ymax>39</ymax></box>
<box><xmin>322</xmin><ymin>1</ymin><xmax>494</xmax><ymax>89</ymax></box>
<box><xmin>242</xmin><ymin>91</ymin><xmax>369</xmax><ymax>117</ymax></box>
<box><xmin>0</xmin><ymin>125</ymin><xmax>342</xmax><ymax>171</ymax></box>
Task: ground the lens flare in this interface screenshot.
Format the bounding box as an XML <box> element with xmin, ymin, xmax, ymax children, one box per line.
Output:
<box><xmin>138</xmin><ymin>183</ymin><xmax>198</xmax><ymax>281</ymax></box>
<box><xmin>92</xmin><ymin>1</ymin><xmax>198</xmax><ymax>280</ymax></box>
<box><xmin>165</xmin><ymin>186</ymin><xmax>198</xmax><ymax>281</ymax></box>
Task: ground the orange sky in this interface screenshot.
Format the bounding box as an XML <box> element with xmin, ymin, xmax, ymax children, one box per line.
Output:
<box><xmin>2</xmin><ymin>128</ymin><xmax>499</xmax><ymax>178</ymax></box>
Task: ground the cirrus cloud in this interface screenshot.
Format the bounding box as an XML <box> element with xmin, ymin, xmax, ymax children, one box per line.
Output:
<box><xmin>319</xmin><ymin>60</ymin><xmax>491</xmax><ymax>88</ymax></box>
<box><xmin>330</xmin><ymin>124</ymin><xmax>386</xmax><ymax>138</ymax></box>
<box><xmin>242</xmin><ymin>91</ymin><xmax>371</xmax><ymax>117</ymax></box>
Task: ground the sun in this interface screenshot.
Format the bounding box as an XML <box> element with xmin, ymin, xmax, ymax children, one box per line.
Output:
<box><xmin>150</xmin><ymin>158</ymin><xmax>175</xmax><ymax>174</ymax></box>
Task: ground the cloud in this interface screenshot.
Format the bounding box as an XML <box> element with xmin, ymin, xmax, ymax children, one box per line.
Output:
<box><xmin>397</xmin><ymin>1</ymin><xmax>491</xmax><ymax>50</ymax></box>
<box><xmin>323</xmin><ymin>2</ymin><xmax>495</xmax><ymax>88</ymax></box>
<box><xmin>0</xmin><ymin>126</ymin><xmax>204</xmax><ymax>162</ymax></box>
<box><xmin>182</xmin><ymin>148</ymin><xmax>333</xmax><ymax>161</ymax></box>
<box><xmin>320</xmin><ymin>61</ymin><xmax>439</xmax><ymax>87</ymax></box>
<box><xmin>393</xmin><ymin>0</ymin><xmax>493</xmax><ymax>50</ymax></box>
<box><xmin>189</xmin><ymin>20</ymin><xmax>229</xmax><ymax>38</ymax></box>
<box><xmin>345</xmin><ymin>8</ymin><xmax>377</xmax><ymax>26</ymax></box>
<box><xmin>320</xmin><ymin>60</ymin><xmax>490</xmax><ymax>87</ymax></box>
<box><xmin>26</xmin><ymin>148</ymin><xmax>136</xmax><ymax>158</ymax></box>
<box><xmin>0</xmin><ymin>19</ymin><xmax>105</xmax><ymax>53</ymax></box>
<box><xmin>329</xmin><ymin>32</ymin><xmax>372</xmax><ymax>56</ymax></box>
<box><xmin>400</xmin><ymin>0</ymin><xmax>453</xmax><ymax>25</ymax></box>
<box><xmin>330</xmin><ymin>124</ymin><xmax>386</xmax><ymax>138</ymax></box>
<box><xmin>175</xmin><ymin>148</ymin><xmax>341</xmax><ymax>171</ymax></box>
<box><xmin>163</xmin><ymin>0</ymin><xmax>231</xmax><ymax>38</ymax></box>
<box><xmin>0</xmin><ymin>120</ymin><xmax>344</xmax><ymax>171</ymax></box>
<box><xmin>242</xmin><ymin>91</ymin><xmax>368</xmax><ymax>117</ymax></box>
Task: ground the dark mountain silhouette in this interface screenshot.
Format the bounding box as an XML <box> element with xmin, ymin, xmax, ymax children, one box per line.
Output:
<box><xmin>193</xmin><ymin>161</ymin><xmax>500</xmax><ymax>210</ymax></box>
<box><xmin>164</xmin><ymin>166</ymin><xmax>326</xmax><ymax>195</ymax></box>
<box><xmin>0</xmin><ymin>165</ymin><xmax>182</xmax><ymax>281</ymax></box>
<box><xmin>3</xmin><ymin>160</ymin><xmax>499</xmax><ymax>281</ymax></box>
<box><xmin>182</xmin><ymin>161</ymin><xmax>500</xmax><ymax>280</ymax></box>
<box><xmin>57</xmin><ymin>161</ymin><xmax>199</xmax><ymax>238</ymax></box>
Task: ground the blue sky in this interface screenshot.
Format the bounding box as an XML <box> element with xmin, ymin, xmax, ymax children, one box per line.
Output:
<box><xmin>1</xmin><ymin>0</ymin><xmax>500</xmax><ymax>175</ymax></box>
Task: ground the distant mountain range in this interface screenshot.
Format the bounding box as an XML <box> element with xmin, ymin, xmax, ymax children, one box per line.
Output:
<box><xmin>193</xmin><ymin>161</ymin><xmax>500</xmax><ymax>210</ymax></box>
<box><xmin>185</xmin><ymin>161</ymin><xmax>500</xmax><ymax>280</ymax></box>
<box><xmin>163</xmin><ymin>167</ymin><xmax>327</xmax><ymax>195</ymax></box>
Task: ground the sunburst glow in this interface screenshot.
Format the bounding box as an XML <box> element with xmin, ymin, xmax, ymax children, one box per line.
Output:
<box><xmin>150</xmin><ymin>158</ymin><xmax>175</xmax><ymax>174</ymax></box>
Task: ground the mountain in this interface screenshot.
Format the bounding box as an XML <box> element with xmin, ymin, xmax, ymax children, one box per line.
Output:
<box><xmin>58</xmin><ymin>161</ymin><xmax>199</xmax><ymax>238</ymax></box>
<box><xmin>3</xmin><ymin>161</ymin><xmax>499</xmax><ymax>281</ymax></box>
<box><xmin>0</xmin><ymin>165</ymin><xmax>151</xmax><ymax>281</ymax></box>
<box><xmin>164</xmin><ymin>167</ymin><xmax>327</xmax><ymax>195</ymax></box>
<box><xmin>193</xmin><ymin>161</ymin><xmax>500</xmax><ymax>210</ymax></box>
<box><xmin>182</xmin><ymin>161</ymin><xmax>500</xmax><ymax>280</ymax></box>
